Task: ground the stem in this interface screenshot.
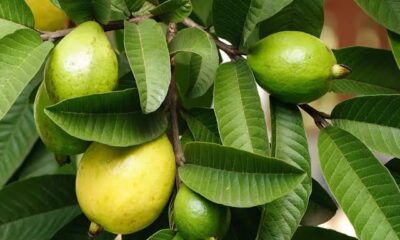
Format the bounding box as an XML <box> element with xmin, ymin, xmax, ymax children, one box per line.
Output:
<box><xmin>181</xmin><ymin>18</ymin><xmax>243</xmax><ymax>59</ymax></box>
<box><xmin>299</xmin><ymin>104</ymin><xmax>331</xmax><ymax>129</ymax></box>
<box><xmin>167</xmin><ymin>23</ymin><xmax>185</xmax><ymax>167</ymax></box>
<box><xmin>40</xmin><ymin>15</ymin><xmax>151</xmax><ymax>41</ymax></box>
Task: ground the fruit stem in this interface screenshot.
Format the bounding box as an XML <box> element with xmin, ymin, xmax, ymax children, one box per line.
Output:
<box><xmin>331</xmin><ymin>64</ymin><xmax>351</xmax><ymax>79</ymax></box>
<box><xmin>114</xmin><ymin>234</ymin><xmax>123</xmax><ymax>240</ymax></box>
<box><xmin>298</xmin><ymin>104</ymin><xmax>331</xmax><ymax>129</ymax></box>
<box><xmin>88</xmin><ymin>222</ymin><xmax>102</xmax><ymax>238</ymax></box>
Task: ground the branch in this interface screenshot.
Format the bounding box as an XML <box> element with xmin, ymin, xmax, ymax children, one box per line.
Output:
<box><xmin>40</xmin><ymin>15</ymin><xmax>151</xmax><ymax>41</ymax></box>
<box><xmin>167</xmin><ymin>23</ymin><xmax>185</xmax><ymax>167</ymax></box>
<box><xmin>299</xmin><ymin>104</ymin><xmax>331</xmax><ymax>129</ymax></box>
<box><xmin>182</xmin><ymin>18</ymin><xmax>244</xmax><ymax>59</ymax></box>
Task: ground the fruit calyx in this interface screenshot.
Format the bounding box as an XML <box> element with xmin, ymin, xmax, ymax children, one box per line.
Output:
<box><xmin>331</xmin><ymin>64</ymin><xmax>352</xmax><ymax>79</ymax></box>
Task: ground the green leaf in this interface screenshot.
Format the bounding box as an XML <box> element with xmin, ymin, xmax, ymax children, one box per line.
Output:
<box><xmin>175</xmin><ymin>52</ymin><xmax>213</xmax><ymax>109</ymax></box>
<box><xmin>0</xmin><ymin>29</ymin><xmax>53</xmax><ymax>119</ymax></box>
<box><xmin>179</xmin><ymin>142</ymin><xmax>306</xmax><ymax>208</ymax></box>
<box><xmin>292</xmin><ymin>227</ymin><xmax>356</xmax><ymax>240</ymax></box>
<box><xmin>257</xmin><ymin>98</ymin><xmax>311</xmax><ymax>240</ymax></box>
<box><xmin>386</xmin><ymin>159</ymin><xmax>400</xmax><ymax>187</ymax></box>
<box><xmin>331</xmin><ymin>95</ymin><xmax>400</xmax><ymax>158</ymax></box>
<box><xmin>169</xmin><ymin>27</ymin><xmax>219</xmax><ymax>98</ymax></box>
<box><xmin>301</xmin><ymin>179</ymin><xmax>337</xmax><ymax>226</ymax></box>
<box><xmin>45</xmin><ymin>89</ymin><xmax>168</xmax><ymax>147</ymax></box>
<box><xmin>354</xmin><ymin>0</ymin><xmax>400</xmax><ymax>34</ymax></box>
<box><xmin>92</xmin><ymin>0</ymin><xmax>112</xmax><ymax>24</ymax></box>
<box><xmin>125</xmin><ymin>0</ymin><xmax>146</xmax><ymax>12</ymax></box>
<box><xmin>0</xmin><ymin>18</ymin><xmax>27</xmax><ymax>39</ymax></box>
<box><xmin>124</xmin><ymin>20</ymin><xmax>171</xmax><ymax>113</ymax></box>
<box><xmin>242</xmin><ymin>0</ymin><xmax>293</xmax><ymax>46</ymax></box>
<box><xmin>0</xmin><ymin>0</ymin><xmax>34</xmax><ymax>27</ymax></box>
<box><xmin>11</xmin><ymin>140</ymin><xmax>58</xmax><ymax>181</ymax></box>
<box><xmin>146</xmin><ymin>229</ymin><xmax>176</xmax><ymax>240</ymax></box>
<box><xmin>150</xmin><ymin>0</ymin><xmax>192</xmax><ymax>23</ymax></box>
<box><xmin>214</xmin><ymin>59</ymin><xmax>269</xmax><ymax>156</ymax></box>
<box><xmin>58</xmin><ymin>0</ymin><xmax>94</xmax><ymax>24</ymax></box>
<box><xmin>0</xmin><ymin>86</ymin><xmax>38</xmax><ymax>187</ymax></box>
<box><xmin>0</xmin><ymin>175</ymin><xmax>81</xmax><ymax>240</ymax></box>
<box><xmin>318</xmin><ymin>127</ymin><xmax>400</xmax><ymax>240</ymax></box>
<box><xmin>184</xmin><ymin>108</ymin><xmax>220</xmax><ymax>144</ymax></box>
<box><xmin>212</xmin><ymin>0</ymin><xmax>250</xmax><ymax>47</ymax></box>
<box><xmin>332</xmin><ymin>47</ymin><xmax>400</xmax><ymax>95</ymax></box>
<box><xmin>190</xmin><ymin>0</ymin><xmax>213</xmax><ymax>27</ymax></box>
<box><xmin>259</xmin><ymin>0</ymin><xmax>324</xmax><ymax>38</ymax></box>
<box><xmin>388</xmin><ymin>31</ymin><xmax>400</xmax><ymax>69</ymax></box>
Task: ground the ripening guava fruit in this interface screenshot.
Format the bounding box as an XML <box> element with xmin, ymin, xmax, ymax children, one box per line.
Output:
<box><xmin>25</xmin><ymin>0</ymin><xmax>68</xmax><ymax>31</ymax></box>
<box><xmin>76</xmin><ymin>135</ymin><xmax>176</xmax><ymax>234</ymax></box>
<box><xmin>247</xmin><ymin>31</ymin><xmax>349</xmax><ymax>103</ymax></box>
<box><xmin>45</xmin><ymin>21</ymin><xmax>118</xmax><ymax>102</ymax></box>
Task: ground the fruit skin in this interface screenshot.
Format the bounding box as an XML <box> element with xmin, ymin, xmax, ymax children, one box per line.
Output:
<box><xmin>76</xmin><ymin>135</ymin><xmax>176</xmax><ymax>234</ymax></box>
<box><xmin>33</xmin><ymin>83</ymin><xmax>90</xmax><ymax>155</ymax></box>
<box><xmin>173</xmin><ymin>185</ymin><xmax>231</xmax><ymax>240</ymax></box>
<box><xmin>45</xmin><ymin>21</ymin><xmax>118</xmax><ymax>102</ymax></box>
<box><xmin>247</xmin><ymin>31</ymin><xmax>337</xmax><ymax>104</ymax></box>
<box><xmin>25</xmin><ymin>0</ymin><xmax>68</xmax><ymax>31</ymax></box>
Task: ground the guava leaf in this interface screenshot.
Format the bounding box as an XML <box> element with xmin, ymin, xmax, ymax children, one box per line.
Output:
<box><xmin>0</xmin><ymin>0</ymin><xmax>34</xmax><ymax>27</ymax></box>
<box><xmin>388</xmin><ymin>31</ymin><xmax>400</xmax><ymax>69</ymax></box>
<box><xmin>331</xmin><ymin>94</ymin><xmax>400</xmax><ymax>158</ymax></box>
<box><xmin>92</xmin><ymin>0</ymin><xmax>112</xmax><ymax>25</ymax></box>
<box><xmin>332</xmin><ymin>47</ymin><xmax>400</xmax><ymax>95</ymax></box>
<box><xmin>146</xmin><ymin>229</ymin><xmax>176</xmax><ymax>240</ymax></box>
<box><xmin>385</xmin><ymin>158</ymin><xmax>400</xmax><ymax>187</ymax></box>
<box><xmin>45</xmin><ymin>88</ymin><xmax>168</xmax><ymax>147</ymax></box>
<box><xmin>169</xmin><ymin>27</ymin><xmax>219</xmax><ymax>98</ymax></box>
<box><xmin>292</xmin><ymin>227</ymin><xmax>356</xmax><ymax>240</ymax></box>
<box><xmin>214</xmin><ymin>59</ymin><xmax>269</xmax><ymax>156</ymax></box>
<box><xmin>190</xmin><ymin>0</ymin><xmax>213</xmax><ymax>27</ymax></box>
<box><xmin>150</xmin><ymin>0</ymin><xmax>192</xmax><ymax>23</ymax></box>
<box><xmin>256</xmin><ymin>98</ymin><xmax>311</xmax><ymax>240</ymax></box>
<box><xmin>175</xmin><ymin>52</ymin><xmax>213</xmax><ymax>109</ymax></box>
<box><xmin>185</xmin><ymin>108</ymin><xmax>220</xmax><ymax>144</ymax></box>
<box><xmin>354</xmin><ymin>0</ymin><xmax>400</xmax><ymax>35</ymax></box>
<box><xmin>179</xmin><ymin>142</ymin><xmax>306</xmax><ymax>208</ymax></box>
<box><xmin>318</xmin><ymin>127</ymin><xmax>400</xmax><ymax>240</ymax></box>
<box><xmin>0</xmin><ymin>85</ymin><xmax>38</xmax><ymax>187</ymax></box>
<box><xmin>0</xmin><ymin>29</ymin><xmax>53</xmax><ymax>120</ymax></box>
<box><xmin>242</xmin><ymin>0</ymin><xmax>293</xmax><ymax>47</ymax></box>
<box><xmin>58</xmin><ymin>0</ymin><xmax>94</xmax><ymax>24</ymax></box>
<box><xmin>301</xmin><ymin>179</ymin><xmax>337</xmax><ymax>226</ymax></box>
<box><xmin>124</xmin><ymin>19</ymin><xmax>171</xmax><ymax>113</ymax></box>
<box><xmin>0</xmin><ymin>175</ymin><xmax>81</xmax><ymax>240</ymax></box>
<box><xmin>125</xmin><ymin>0</ymin><xmax>146</xmax><ymax>12</ymax></box>
<box><xmin>259</xmin><ymin>0</ymin><xmax>324</xmax><ymax>39</ymax></box>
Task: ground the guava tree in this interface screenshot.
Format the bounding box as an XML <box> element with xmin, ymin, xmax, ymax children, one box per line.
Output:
<box><xmin>0</xmin><ymin>0</ymin><xmax>400</xmax><ymax>240</ymax></box>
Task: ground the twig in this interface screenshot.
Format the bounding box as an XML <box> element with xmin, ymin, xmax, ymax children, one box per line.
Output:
<box><xmin>182</xmin><ymin>18</ymin><xmax>244</xmax><ymax>59</ymax></box>
<box><xmin>40</xmin><ymin>15</ymin><xmax>151</xmax><ymax>41</ymax></box>
<box><xmin>299</xmin><ymin>104</ymin><xmax>331</xmax><ymax>129</ymax></box>
<box><xmin>167</xmin><ymin>23</ymin><xmax>185</xmax><ymax>167</ymax></box>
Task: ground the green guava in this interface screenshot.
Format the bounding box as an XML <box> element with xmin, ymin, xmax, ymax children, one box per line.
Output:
<box><xmin>173</xmin><ymin>185</ymin><xmax>231</xmax><ymax>240</ymax></box>
<box><xmin>45</xmin><ymin>21</ymin><xmax>118</xmax><ymax>102</ymax></box>
<box><xmin>33</xmin><ymin>83</ymin><xmax>89</xmax><ymax>155</ymax></box>
<box><xmin>247</xmin><ymin>31</ymin><xmax>349</xmax><ymax>103</ymax></box>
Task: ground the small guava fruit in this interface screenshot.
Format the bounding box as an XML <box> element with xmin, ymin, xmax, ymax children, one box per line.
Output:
<box><xmin>45</xmin><ymin>21</ymin><xmax>118</xmax><ymax>102</ymax></box>
<box><xmin>247</xmin><ymin>31</ymin><xmax>350</xmax><ymax>103</ymax></box>
<box><xmin>25</xmin><ymin>0</ymin><xmax>68</xmax><ymax>31</ymax></box>
<box><xmin>76</xmin><ymin>135</ymin><xmax>176</xmax><ymax>234</ymax></box>
<box><xmin>173</xmin><ymin>185</ymin><xmax>231</xmax><ymax>240</ymax></box>
<box><xmin>33</xmin><ymin>83</ymin><xmax>90</xmax><ymax>155</ymax></box>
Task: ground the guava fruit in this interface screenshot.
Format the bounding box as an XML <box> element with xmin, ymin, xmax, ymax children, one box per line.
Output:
<box><xmin>173</xmin><ymin>185</ymin><xmax>231</xmax><ymax>240</ymax></box>
<box><xmin>76</xmin><ymin>135</ymin><xmax>176</xmax><ymax>234</ymax></box>
<box><xmin>247</xmin><ymin>31</ymin><xmax>350</xmax><ymax>103</ymax></box>
<box><xmin>33</xmin><ymin>83</ymin><xmax>89</xmax><ymax>155</ymax></box>
<box><xmin>45</xmin><ymin>21</ymin><xmax>118</xmax><ymax>102</ymax></box>
<box><xmin>25</xmin><ymin>0</ymin><xmax>68</xmax><ymax>31</ymax></box>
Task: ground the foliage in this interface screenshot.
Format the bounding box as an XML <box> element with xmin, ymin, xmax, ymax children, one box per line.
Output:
<box><xmin>1</xmin><ymin>0</ymin><xmax>400</xmax><ymax>239</ymax></box>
